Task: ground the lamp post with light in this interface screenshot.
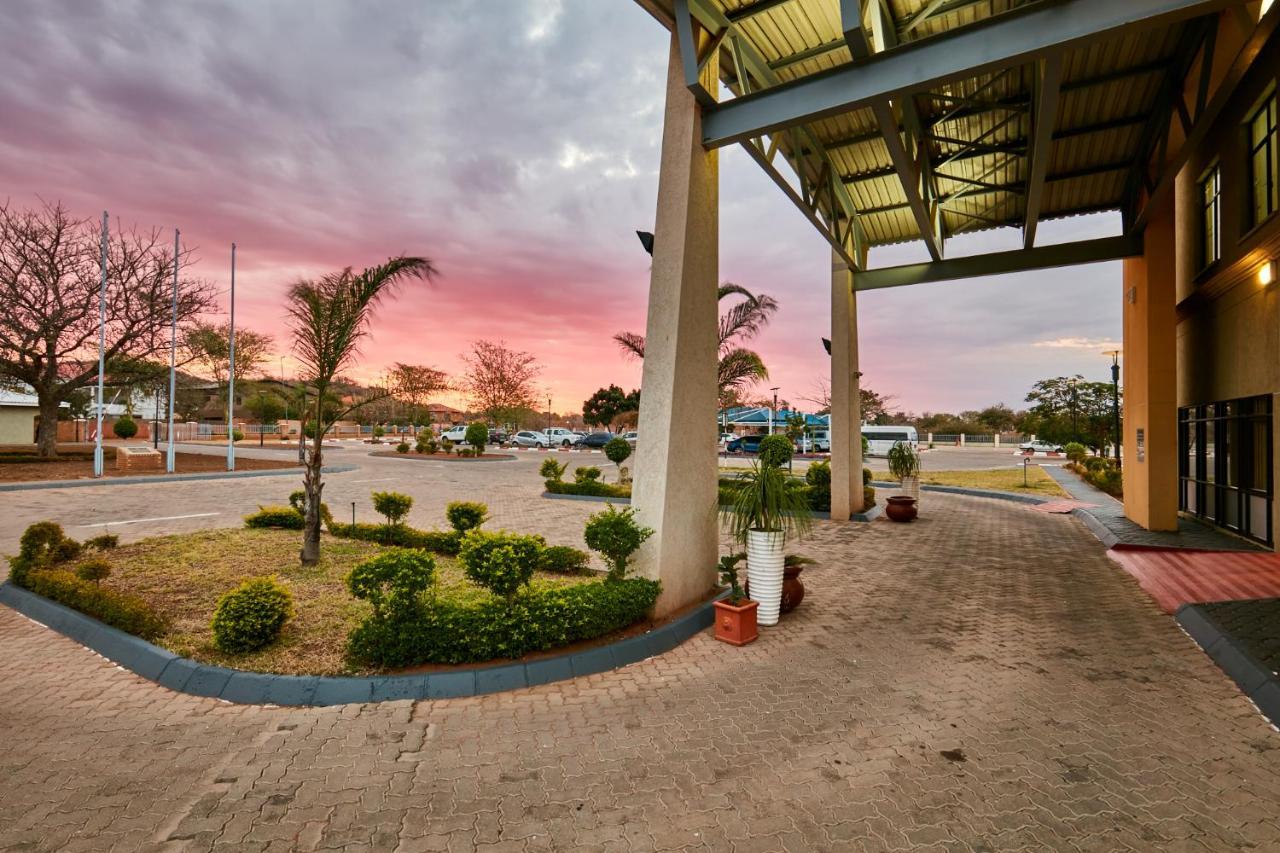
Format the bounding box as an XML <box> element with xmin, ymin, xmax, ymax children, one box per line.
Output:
<box><xmin>1105</xmin><ymin>350</ymin><xmax>1122</xmax><ymax>468</ymax></box>
<box><xmin>769</xmin><ymin>387</ymin><xmax>779</xmax><ymax>435</ymax></box>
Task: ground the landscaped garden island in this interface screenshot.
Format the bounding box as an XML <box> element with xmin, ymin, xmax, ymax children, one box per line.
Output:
<box><xmin>4</xmin><ymin>492</ymin><xmax>665</xmax><ymax>677</ymax></box>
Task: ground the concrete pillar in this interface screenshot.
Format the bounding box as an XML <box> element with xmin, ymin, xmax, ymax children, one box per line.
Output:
<box><xmin>830</xmin><ymin>250</ymin><xmax>864</xmax><ymax>519</ymax></box>
<box><xmin>631</xmin><ymin>31</ymin><xmax>720</xmax><ymax>616</ymax></box>
<box><xmin>959</xmin><ymin>433</ymin><xmax>966</xmax><ymax>447</ymax></box>
<box><xmin>1122</xmin><ymin>188</ymin><xmax>1179</xmax><ymax>531</ymax></box>
<box><xmin>994</xmin><ymin>434</ymin><xmax>1001</xmax><ymax>448</ymax></box>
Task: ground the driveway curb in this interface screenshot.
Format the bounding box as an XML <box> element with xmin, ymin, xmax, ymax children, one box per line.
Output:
<box><xmin>0</xmin><ymin>581</ymin><xmax>718</xmax><ymax>707</ymax></box>
<box><xmin>1176</xmin><ymin>603</ymin><xmax>1280</xmax><ymax>726</ymax></box>
<box><xmin>541</xmin><ymin>491</ymin><xmax>630</xmax><ymax>504</ymax></box>
<box><xmin>870</xmin><ymin>481</ymin><xmax>1049</xmax><ymax>505</ymax></box>
<box><xmin>0</xmin><ymin>464</ymin><xmax>357</xmax><ymax>493</ymax></box>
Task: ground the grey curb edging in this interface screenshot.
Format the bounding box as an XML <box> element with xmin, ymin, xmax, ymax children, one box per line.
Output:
<box><xmin>541</xmin><ymin>491</ymin><xmax>631</xmax><ymax>504</ymax></box>
<box><xmin>869</xmin><ymin>480</ymin><xmax>1049</xmax><ymax>505</ymax></box>
<box><xmin>0</xmin><ymin>581</ymin><xmax>718</xmax><ymax>707</ymax></box>
<box><xmin>370</xmin><ymin>453</ymin><xmax>517</xmax><ymax>463</ymax></box>
<box><xmin>0</xmin><ymin>464</ymin><xmax>358</xmax><ymax>493</ymax></box>
<box><xmin>1176</xmin><ymin>603</ymin><xmax>1280</xmax><ymax>726</ymax></box>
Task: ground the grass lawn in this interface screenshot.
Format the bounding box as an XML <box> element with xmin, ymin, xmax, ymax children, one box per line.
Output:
<box><xmin>99</xmin><ymin>528</ymin><xmax>590</xmax><ymax>676</ymax></box>
<box><xmin>918</xmin><ymin>467</ymin><xmax>1069</xmax><ymax>498</ymax></box>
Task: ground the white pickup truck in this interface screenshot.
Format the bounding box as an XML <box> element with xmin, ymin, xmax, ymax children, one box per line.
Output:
<box><xmin>440</xmin><ymin>425</ymin><xmax>472</xmax><ymax>444</ymax></box>
<box><xmin>543</xmin><ymin>428</ymin><xmax>581</xmax><ymax>447</ymax></box>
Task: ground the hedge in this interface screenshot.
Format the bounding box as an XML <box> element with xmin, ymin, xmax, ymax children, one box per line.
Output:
<box><xmin>544</xmin><ymin>479</ymin><xmax>631</xmax><ymax>499</ymax></box>
<box><xmin>24</xmin><ymin>568</ymin><xmax>166</xmax><ymax>639</ymax></box>
<box><xmin>346</xmin><ymin>577</ymin><xmax>661</xmax><ymax>666</ymax></box>
<box><xmin>244</xmin><ymin>505</ymin><xmax>306</xmax><ymax>529</ymax></box>
<box><xmin>328</xmin><ymin>521</ymin><xmax>462</xmax><ymax>555</ymax></box>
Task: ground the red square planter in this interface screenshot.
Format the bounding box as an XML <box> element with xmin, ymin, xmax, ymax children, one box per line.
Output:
<box><xmin>713</xmin><ymin>599</ymin><xmax>759</xmax><ymax>646</ymax></box>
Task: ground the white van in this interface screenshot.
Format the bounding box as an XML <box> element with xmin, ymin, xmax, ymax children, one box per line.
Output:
<box><xmin>862</xmin><ymin>425</ymin><xmax>920</xmax><ymax>457</ymax></box>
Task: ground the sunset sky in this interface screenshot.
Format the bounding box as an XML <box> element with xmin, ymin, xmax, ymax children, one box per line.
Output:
<box><xmin>0</xmin><ymin>0</ymin><xmax>1123</xmax><ymax>416</ymax></box>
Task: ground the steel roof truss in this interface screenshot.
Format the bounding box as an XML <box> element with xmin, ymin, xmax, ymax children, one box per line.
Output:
<box><xmin>1023</xmin><ymin>52</ymin><xmax>1064</xmax><ymax>249</ymax></box>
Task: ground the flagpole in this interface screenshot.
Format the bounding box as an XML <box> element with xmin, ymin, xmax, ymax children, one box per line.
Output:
<box><xmin>166</xmin><ymin>229</ymin><xmax>179</xmax><ymax>473</ymax></box>
<box><xmin>227</xmin><ymin>243</ymin><xmax>237</xmax><ymax>471</ymax></box>
<box><xmin>94</xmin><ymin>211</ymin><xmax>108</xmax><ymax>478</ymax></box>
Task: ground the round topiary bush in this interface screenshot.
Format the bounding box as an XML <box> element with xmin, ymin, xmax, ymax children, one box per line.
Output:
<box><xmin>210</xmin><ymin>576</ymin><xmax>293</xmax><ymax>653</ymax></box>
<box><xmin>583</xmin><ymin>504</ymin><xmax>654</xmax><ymax>581</ymax></box>
<box><xmin>758</xmin><ymin>434</ymin><xmax>794</xmax><ymax>468</ymax></box>
<box><xmin>396</xmin><ymin>441</ymin><xmax>410</xmax><ymax>453</ymax></box>
<box><xmin>446</xmin><ymin>501</ymin><xmax>488</xmax><ymax>533</ymax></box>
<box><xmin>111</xmin><ymin>416</ymin><xmax>138</xmax><ymax>439</ymax></box>
<box><xmin>604</xmin><ymin>437</ymin><xmax>631</xmax><ymax>468</ymax></box>
<box><xmin>346</xmin><ymin>548</ymin><xmax>436</xmax><ymax>618</ymax></box>
<box><xmin>231</xmin><ymin>428</ymin><xmax>245</xmax><ymax>442</ymax></box>
<box><xmin>372</xmin><ymin>491</ymin><xmax>413</xmax><ymax>527</ymax></box>
<box><xmin>373</xmin><ymin>425</ymin><xmax>386</xmax><ymax>439</ymax></box>
<box><xmin>1064</xmin><ymin>442</ymin><xmax>1088</xmax><ymax>464</ymax></box>
<box><xmin>574</xmin><ymin>466</ymin><xmax>602</xmax><ymax>484</ymax></box>
<box><xmin>458</xmin><ymin>530</ymin><xmax>541</xmax><ymax>602</ymax></box>
<box><xmin>465</xmin><ymin>422</ymin><xmax>488</xmax><ymax>455</ymax></box>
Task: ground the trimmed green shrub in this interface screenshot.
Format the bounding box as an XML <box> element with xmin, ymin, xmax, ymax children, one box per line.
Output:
<box><xmin>465</xmin><ymin>422</ymin><xmax>488</xmax><ymax>455</ymax></box>
<box><xmin>441</xmin><ymin>438</ymin><xmax>454</xmax><ymax>454</ymax></box>
<box><xmin>328</xmin><ymin>521</ymin><xmax>462</xmax><ymax>555</ymax></box>
<box><xmin>84</xmin><ymin>533</ymin><xmax>119</xmax><ymax>551</ymax></box>
<box><xmin>244</xmin><ymin>505</ymin><xmax>305</xmax><ymax>529</ymax></box>
<box><xmin>346</xmin><ymin>548</ymin><xmax>436</xmax><ymax>618</ymax></box>
<box><xmin>10</xmin><ymin>521</ymin><xmax>81</xmax><ymax>586</ymax></box>
<box><xmin>538</xmin><ymin>544</ymin><xmax>592</xmax><ymax>575</ymax></box>
<box><xmin>111</xmin><ymin>416</ymin><xmax>138</xmax><ymax>439</ymax></box>
<box><xmin>574</xmin><ymin>466</ymin><xmax>603</xmax><ymax>484</ymax></box>
<box><xmin>458</xmin><ymin>530</ymin><xmax>541</xmax><ymax>602</ymax></box>
<box><xmin>604</xmin><ymin>437</ymin><xmax>631</xmax><ymax>468</ymax></box>
<box><xmin>446</xmin><ymin>501</ymin><xmax>488</xmax><ymax>533</ymax></box>
<box><xmin>583</xmin><ymin>504</ymin><xmax>654</xmax><ymax>581</ymax></box>
<box><xmin>231</xmin><ymin>428</ymin><xmax>244</xmax><ymax>442</ymax></box>
<box><xmin>544</xmin><ymin>479</ymin><xmax>631</xmax><ymax>498</ymax></box>
<box><xmin>758</xmin><ymin>434</ymin><xmax>794</xmax><ymax>468</ymax></box>
<box><xmin>540</xmin><ymin>458</ymin><xmax>568</xmax><ymax>481</ymax></box>
<box><xmin>75</xmin><ymin>558</ymin><xmax>112</xmax><ymax>584</ymax></box>
<box><xmin>1064</xmin><ymin>442</ymin><xmax>1088</xmax><ymax>464</ymax></box>
<box><xmin>416</xmin><ymin>433</ymin><xmax>437</xmax><ymax>454</ymax></box>
<box><xmin>372</xmin><ymin>491</ymin><xmax>413</xmax><ymax>527</ymax></box>
<box><xmin>373</xmin><ymin>425</ymin><xmax>386</xmax><ymax>439</ymax></box>
<box><xmin>25</xmin><ymin>568</ymin><xmax>165</xmax><ymax>639</ymax></box>
<box><xmin>346</xmin><ymin>577</ymin><xmax>661</xmax><ymax>666</ymax></box>
<box><xmin>805</xmin><ymin>461</ymin><xmax>831</xmax><ymax>511</ymax></box>
<box><xmin>863</xmin><ymin>485</ymin><xmax>877</xmax><ymax>510</ymax></box>
<box><xmin>863</xmin><ymin>466</ymin><xmax>873</xmax><ymax>486</ymax></box>
<box><xmin>396</xmin><ymin>441</ymin><xmax>410</xmax><ymax>453</ymax></box>
<box><xmin>210</xmin><ymin>576</ymin><xmax>293</xmax><ymax>653</ymax></box>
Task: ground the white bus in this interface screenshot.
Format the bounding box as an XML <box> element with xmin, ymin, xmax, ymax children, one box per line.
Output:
<box><xmin>862</xmin><ymin>425</ymin><xmax>920</xmax><ymax>457</ymax></box>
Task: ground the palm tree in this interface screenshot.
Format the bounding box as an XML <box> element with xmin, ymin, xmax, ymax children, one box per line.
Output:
<box><xmin>287</xmin><ymin>256</ymin><xmax>436</xmax><ymax>564</ymax></box>
<box><xmin>614</xmin><ymin>283</ymin><xmax>777</xmax><ymax>405</ymax></box>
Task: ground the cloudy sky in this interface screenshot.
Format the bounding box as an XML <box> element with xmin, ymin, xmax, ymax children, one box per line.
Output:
<box><xmin>0</xmin><ymin>0</ymin><xmax>1122</xmax><ymax>415</ymax></box>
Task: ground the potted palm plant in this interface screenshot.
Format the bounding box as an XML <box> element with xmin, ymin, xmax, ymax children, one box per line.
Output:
<box><xmin>886</xmin><ymin>440</ymin><xmax>920</xmax><ymax>522</ymax></box>
<box><xmin>713</xmin><ymin>553</ymin><xmax>757</xmax><ymax>645</ymax></box>
<box><xmin>722</xmin><ymin>458</ymin><xmax>813</xmax><ymax>626</ymax></box>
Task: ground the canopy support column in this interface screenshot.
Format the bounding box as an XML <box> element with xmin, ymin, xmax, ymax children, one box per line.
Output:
<box><xmin>632</xmin><ymin>29</ymin><xmax>720</xmax><ymax>616</ymax></box>
<box><xmin>830</xmin><ymin>249</ymin><xmax>864</xmax><ymax>520</ymax></box>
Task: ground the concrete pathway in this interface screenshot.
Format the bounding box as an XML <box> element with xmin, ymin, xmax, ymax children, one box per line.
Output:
<box><xmin>2</xmin><ymin>484</ymin><xmax>1278</xmax><ymax>851</ymax></box>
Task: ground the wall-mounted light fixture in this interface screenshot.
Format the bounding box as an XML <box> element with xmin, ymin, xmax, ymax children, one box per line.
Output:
<box><xmin>1259</xmin><ymin>259</ymin><xmax>1277</xmax><ymax>287</ymax></box>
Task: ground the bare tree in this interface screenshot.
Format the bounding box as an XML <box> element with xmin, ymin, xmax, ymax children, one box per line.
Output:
<box><xmin>287</xmin><ymin>256</ymin><xmax>435</xmax><ymax>565</ymax></box>
<box><xmin>389</xmin><ymin>362</ymin><xmax>449</xmax><ymax>426</ymax></box>
<box><xmin>0</xmin><ymin>201</ymin><xmax>213</xmax><ymax>456</ymax></box>
<box><xmin>460</xmin><ymin>340</ymin><xmax>540</xmax><ymax>425</ymax></box>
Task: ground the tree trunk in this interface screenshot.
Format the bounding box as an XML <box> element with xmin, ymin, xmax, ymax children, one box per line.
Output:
<box><xmin>35</xmin><ymin>393</ymin><xmax>61</xmax><ymax>458</ymax></box>
<box><xmin>299</xmin><ymin>400</ymin><xmax>325</xmax><ymax>565</ymax></box>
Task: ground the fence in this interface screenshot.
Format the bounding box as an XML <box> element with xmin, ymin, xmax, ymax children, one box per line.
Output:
<box><xmin>923</xmin><ymin>432</ymin><xmax>1028</xmax><ymax>447</ymax></box>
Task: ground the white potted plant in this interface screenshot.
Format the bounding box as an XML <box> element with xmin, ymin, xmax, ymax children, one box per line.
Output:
<box><xmin>722</xmin><ymin>436</ymin><xmax>812</xmax><ymax>626</ymax></box>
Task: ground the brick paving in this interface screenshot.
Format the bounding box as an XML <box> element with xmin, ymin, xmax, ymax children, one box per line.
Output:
<box><xmin>2</xmin><ymin>455</ymin><xmax>1280</xmax><ymax>851</ymax></box>
<box><xmin>1200</xmin><ymin>598</ymin><xmax>1280</xmax><ymax>675</ymax></box>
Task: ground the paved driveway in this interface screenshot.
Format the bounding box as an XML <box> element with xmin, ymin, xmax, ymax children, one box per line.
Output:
<box><xmin>1</xmin><ymin>470</ymin><xmax>1277</xmax><ymax>852</ymax></box>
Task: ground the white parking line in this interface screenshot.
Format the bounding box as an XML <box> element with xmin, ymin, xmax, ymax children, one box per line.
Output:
<box><xmin>78</xmin><ymin>512</ymin><xmax>220</xmax><ymax>528</ymax></box>
<box><xmin>345</xmin><ymin>477</ymin><xmax>399</xmax><ymax>484</ymax></box>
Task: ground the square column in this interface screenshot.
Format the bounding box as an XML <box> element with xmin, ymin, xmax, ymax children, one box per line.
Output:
<box><xmin>1122</xmin><ymin>190</ymin><xmax>1178</xmax><ymax>530</ymax></box>
<box><xmin>631</xmin><ymin>31</ymin><xmax>720</xmax><ymax>616</ymax></box>
<box><xmin>830</xmin><ymin>251</ymin><xmax>864</xmax><ymax>519</ymax></box>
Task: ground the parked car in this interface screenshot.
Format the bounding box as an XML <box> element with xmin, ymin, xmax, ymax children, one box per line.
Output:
<box><xmin>440</xmin><ymin>425</ymin><xmax>470</xmax><ymax>444</ymax></box>
<box><xmin>487</xmin><ymin>428</ymin><xmax>508</xmax><ymax>445</ymax></box>
<box><xmin>726</xmin><ymin>434</ymin><xmax>766</xmax><ymax>454</ymax></box>
<box><xmin>512</xmin><ymin>430</ymin><xmax>550</xmax><ymax>448</ymax></box>
<box><xmin>1019</xmin><ymin>439</ymin><xmax>1065</xmax><ymax>454</ymax></box>
<box><xmin>579</xmin><ymin>431</ymin><xmax>616</xmax><ymax>449</ymax></box>
<box><xmin>719</xmin><ymin>433</ymin><xmax>735</xmax><ymax>446</ymax></box>
<box><xmin>621</xmin><ymin>431</ymin><xmax>639</xmax><ymax>447</ymax></box>
<box><xmin>543</xmin><ymin>427</ymin><xmax>581</xmax><ymax>447</ymax></box>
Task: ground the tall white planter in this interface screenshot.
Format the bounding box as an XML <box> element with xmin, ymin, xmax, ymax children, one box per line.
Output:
<box><xmin>746</xmin><ymin>528</ymin><xmax>785</xmax><ymax>626</ymax></box>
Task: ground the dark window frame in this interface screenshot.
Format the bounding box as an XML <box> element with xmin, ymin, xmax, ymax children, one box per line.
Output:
<box><xmin>1179</xmin><ymin>395</ymin><xmax>1273</xmax><ymax>545</ymax></box>
<box><xmin>1247</xmin><ymin>93</ymin><xmax>1278</xmax><ymax>229</ymax></box>
<box><xmin>1199</xmin><ymin>163</ymin><xmax>1221</xmax><ymax>270</ymax></box>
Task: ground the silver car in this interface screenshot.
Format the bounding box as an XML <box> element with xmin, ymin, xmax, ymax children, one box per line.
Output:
<box><xmin>512</xmin><ymin>430</ymin><xmax>550</xmax><ymax>448</ymax></box>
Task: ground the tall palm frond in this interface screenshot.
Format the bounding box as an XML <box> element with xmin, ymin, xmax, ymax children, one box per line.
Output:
<box><xmin>717</xmin><ymin>346</ymin><xmax>769</xmax><ymax>394</ymax></box>
<box><xmin>716</xmin><ymin>283</ymin><xmax>778</xmax><ymax>349</ymax></box>
<box><xmin>613</xmin><ymin>331</ymin><xmax>646</xmax><ymax>360</ymax></box>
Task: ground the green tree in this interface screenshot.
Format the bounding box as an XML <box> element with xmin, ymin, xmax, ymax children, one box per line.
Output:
<box><xmin>288</xmin><ymin>256</ymin><xmax>435</xmax><ymax>565</ymax></box>
<box><xmin>582</xmin><ymin>385</ymin><xmax>640</xmax><ymax>430</ymax></box>
<box><xmin>615</xmin><ymin>283</ymin><xmax>778</xmax><ymax>406</ymax></box>
<box><xmin>1025</xmin><ymin>376</ymin><xmax>1119</xmax><ymax>452</ymax></box>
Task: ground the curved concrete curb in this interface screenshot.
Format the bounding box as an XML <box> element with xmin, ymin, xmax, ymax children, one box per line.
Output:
<box><xmin>1177</xmin><ymin>604</ymin><xmax>1280</xmax><ymax>727</ymax></box>
<box><xmin>0</xmin><ymin>581</ymin><xmax>718</xmax><ymax>707</ymax></box>
<box><xmin>371</xmin><ymin>452</ymin><xmax>516</xmax><ymax>463</ymax></box>
<box><xmin>0</xmin><ymin>464</ymin><xmax>357</xmax><ymax>493</ymax></box>
<box><xmin>870</xmin><ymin>480</ymin><xmax>1049</xmax><ymax>506</ymax></box>
<box><xmin>541</xmin><ymin>491</ymin><xmax>631</xmax><ymax>504</ymax></box>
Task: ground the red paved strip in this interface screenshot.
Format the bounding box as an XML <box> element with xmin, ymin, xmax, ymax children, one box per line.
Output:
<box><xmin>1107</xmin><ymin>548</ymin><xmax>1280</xmax><ymax>612</ymax></box>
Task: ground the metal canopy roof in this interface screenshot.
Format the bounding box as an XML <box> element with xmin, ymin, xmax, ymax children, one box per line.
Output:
<box><xmin>634</xmin><ymin>0</ymin><xmax>1272</xmax><ymax>282</ymax></box>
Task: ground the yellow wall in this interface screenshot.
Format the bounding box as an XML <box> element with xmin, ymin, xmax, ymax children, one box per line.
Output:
<box><xmin>0</xmin><ymin>407</ymin><xmax>37</xmax><ymax>444</ymax></box>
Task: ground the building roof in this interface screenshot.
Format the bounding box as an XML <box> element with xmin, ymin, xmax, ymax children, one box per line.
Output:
<box><xmin>634</xmin><ymin>0</ymin><xmax>1276</xmax><ymax>283</ymax></box>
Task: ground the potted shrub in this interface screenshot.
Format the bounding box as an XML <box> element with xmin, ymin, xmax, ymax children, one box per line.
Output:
<box><xmin>713</xmin><ymin>553</ymin><xmax>757</xmax><ymax>645</ymax></box>
<box><xmin>780</xmin><ymin>554</ymin><xmax>814</xmax><ymax>614</ymax></box>
<box><xmin>887</xmin><ymin>440</ymin><xmax>920</xmax><ymax>522</ymax></box>
<box><xmin>722</xmin><ymin>460</ymin><xmax>812</xmax><ymax>626</ymax></box>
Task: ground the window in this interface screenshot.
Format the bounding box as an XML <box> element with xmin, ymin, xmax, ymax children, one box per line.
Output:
<box><xmin>1200</xmin><ymin>166</ymin><xmax>1220</xmax><ymax>268</ymax></box>
<box><xmin>1179</xmin><ymin>396</ymin><xmax>1272</xmax><ymax>544</ymax></box>
<box><xmin>1248</xmin><ymin>95</ymin><xmax>1277</xmax><ymax>226</ymax></box>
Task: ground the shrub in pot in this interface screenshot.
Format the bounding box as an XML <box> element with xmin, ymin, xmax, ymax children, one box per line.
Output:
<box><xmin>713</xmin><ymin>553</ymin><xmax>757</xmax><ymax>645</ymax></box>
<box><xmin>887</xmin><ymin>440</ymin><xmax>921</xmax><ymax>504</ymax></box>
<box><xmin>721</xmin><ymin>461</ymin><xmax>812</xmax><ymax>626</ymax></box>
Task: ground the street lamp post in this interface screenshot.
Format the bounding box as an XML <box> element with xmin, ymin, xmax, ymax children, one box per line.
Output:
<box><xmin>1105</xmin><ymin>350</ymin><xmax>1122</xmax><ymax>468</ymax></box>
<box><xmin>769</xmin><ymin>387</ymin><xmax>779</xmax><ymax>435</ymax></box>
<box><xmin>547</xmin><ymin>395</ymin><xmax>552</xmax><ymax>434</ymax></box>
<box><xmin>1067</xmin><ymin>377</ymin><xmax>1079</xmax><ymax>443</ymax></box>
